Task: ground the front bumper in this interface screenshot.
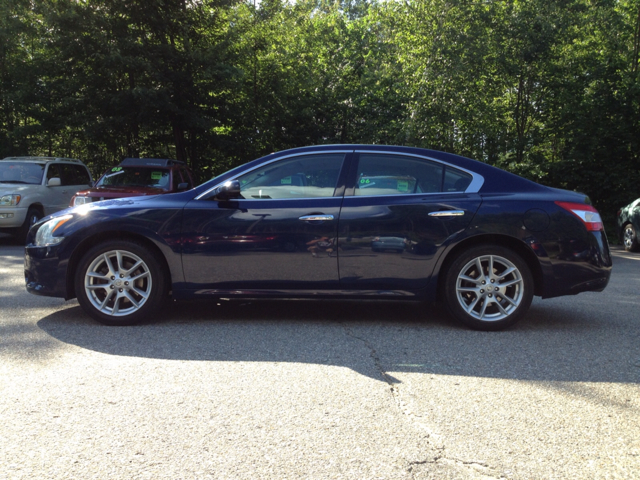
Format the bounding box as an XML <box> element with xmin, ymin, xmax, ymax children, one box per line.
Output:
<box><xmin>0</xmin><ymin>206</ymin><xmax>28</xmax><ymax>229</ymax></box>
<box><xmin>24</xmin><ymin>244</ymin><xmax>71</xmax><ymax>299</ymax></box>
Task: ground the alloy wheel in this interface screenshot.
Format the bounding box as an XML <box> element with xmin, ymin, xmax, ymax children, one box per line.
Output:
<box><xmin>84</xmin><ymin>249</ymin><xmax>152</xmax><ymax>317</ymax></box>
<box><xmin>455</xmin><ymin>254</ymin><xmax>525</xmax><ymax>322</ymax></box>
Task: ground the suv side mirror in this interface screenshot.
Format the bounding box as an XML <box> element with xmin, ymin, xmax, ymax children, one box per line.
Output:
<box><xmin>214</xmin><ymin>180</ymin><xmax>241</xmax><ymax>200</ymax></box>
<box><xmin>47</xmin><ymin>177</ymin><xmax>61</xmax><ymax>187</ymax></box>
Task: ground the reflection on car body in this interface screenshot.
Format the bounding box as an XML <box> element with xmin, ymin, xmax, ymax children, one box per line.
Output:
<box><xmin>371</xmin><ymin>236</ymin><xmax>406</xmax><ymax>253</ymax></box>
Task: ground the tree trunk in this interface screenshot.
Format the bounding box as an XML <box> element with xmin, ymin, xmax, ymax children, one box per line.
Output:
<box><xmin>172</xmin><ymin>116</ymin><xmax>188</xmax><ymax>163</ymax></box>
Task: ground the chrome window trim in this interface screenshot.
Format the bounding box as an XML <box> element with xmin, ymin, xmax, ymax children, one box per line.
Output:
<box><xmin>195</xmin><ymin>150</ymin><xmax>353</xmax><ymax>200</ymax></box>
<box><xmin>196</xmin><ymin>148</ymin><xmax>484</xmax><ymax>201</ymax></box>
<box><xmin>354</xmin><ymin>149</ymin><xmax>484</xmax><ymax>194</ymax></box>
<box><xmin>343</xmin><ymin>191</ymin><xmax>473</xmax><ymax>200</ymax></box>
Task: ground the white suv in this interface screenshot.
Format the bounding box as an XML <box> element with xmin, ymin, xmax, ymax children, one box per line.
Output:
<box><xmin>0</xmin><ymin>157</ymin><xmax>93</xmax><ymax>242</ymax></box>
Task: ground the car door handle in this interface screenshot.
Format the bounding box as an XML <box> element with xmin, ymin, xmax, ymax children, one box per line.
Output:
<box><xmin>299</xmin><ymin>214</ymin><xmax>334</xmax><ymax>222</ymax></box>
<box><xmin>428</xmin><ymin>210</ymin><xmax>465</xmax><ymax>217</ymax></box>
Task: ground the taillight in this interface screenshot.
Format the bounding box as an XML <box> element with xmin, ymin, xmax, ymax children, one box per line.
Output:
<box><xmin>555</xmin><ymin>202</ymin><xmax>603</xmax><ymax>232</ymax></box>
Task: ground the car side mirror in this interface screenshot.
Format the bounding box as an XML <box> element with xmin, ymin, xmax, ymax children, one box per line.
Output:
<box><xmin>177</xmin><ymin>182</ymin><xmax>189</xmax><ymax>191</ymax></box>
<box><xmin>214</xmin><ymin>180</ymin><xmax>241</xmax><ymax>200</ymax></box>
<box><xmin>47</xmin><ymin>177</ymin><xmax>61</xmax><ymax>187</ymax></box>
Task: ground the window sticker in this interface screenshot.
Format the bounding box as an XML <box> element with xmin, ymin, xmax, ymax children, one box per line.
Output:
<box><xmin>397</xmin><ymin>180</ymin><xmax>409</xmax><ymax>192</ymax></box>
<box><xmin>151</xmin><ymin>171</ymin><xmax>163</xmax><ymax>180</ymax></box>
<box><xmin>111</xmin><ymin>167</ymin><xmax>123</xmax><ymax>172</ymax></box>
<box><xmin>360</xmin><ymin>178</ymin><xmax>373</xmax><ymax>187</ymax></box>
<box><xmin>281</xmin><ymin>176</ymin><xmax>292</xmax><ymax>185</ymax></box>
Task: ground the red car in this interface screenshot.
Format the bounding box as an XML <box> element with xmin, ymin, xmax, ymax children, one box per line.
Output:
<box><xmin>70</xmin><ymin>157</ymin><xmax>196</xmax><ymax>206</ymax></box>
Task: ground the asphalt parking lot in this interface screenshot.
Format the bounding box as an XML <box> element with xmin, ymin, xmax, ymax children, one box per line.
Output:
<box><xmin>1</xmin><ymin>234</ymin><xmax>639</xmax><ymax>479</ymax></box>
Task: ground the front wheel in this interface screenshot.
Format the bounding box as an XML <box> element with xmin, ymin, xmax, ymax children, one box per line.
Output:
<box><xmin>74</xmin><ymin>240</ymin><xmax>167</xmax><ymax>325</ymax></box>
<box><xmin>623</xmin><ymin>224</ymin><xmax>639</xmax><ymax>252</ymax></box>
<box><xmin>443</xmin><ymin>246</ymin><xmax>534</xmax><ymax>331</ymax></box>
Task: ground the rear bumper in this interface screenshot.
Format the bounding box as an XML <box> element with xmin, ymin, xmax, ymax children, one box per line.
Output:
<box><xmin>569</xmin><ymin>275</ymin><xmax>610</xmax><ymax>294</ymax></box>
<box><xmin>543</xmin><ymin>230</ymin><xmax>612</xmax><ymax>298</ymax></box>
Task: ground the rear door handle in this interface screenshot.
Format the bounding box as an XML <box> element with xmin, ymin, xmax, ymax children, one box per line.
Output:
<box><xmin>428</xmin><ymin>210</ymin><xmax>465</xmax><ymax>217</ymax></box>
<box><xmin>299</xmin><ymin>214</ymin><xmax>334</xmax><ymax>222</ymax></box>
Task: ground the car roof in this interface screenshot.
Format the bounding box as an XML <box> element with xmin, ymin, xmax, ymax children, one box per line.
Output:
<box><xmin>238</xmin><ymin>144</ymin><xmax>548</xmax><ymax>194</ymax></box>
<box><xmin>119</xmin><ymin>158</ymin><xmax>184</xmax><ymax>168</ymax></box>
<box><xmin>1</xmin><ymin>156</ymin><xmax>85</xmax><ymax>164</ymax></box>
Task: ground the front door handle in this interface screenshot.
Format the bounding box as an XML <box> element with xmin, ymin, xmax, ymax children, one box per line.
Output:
<box><xmin>428</xmin><ymin>210</ymin><xmax>465</xmax><ymax>217</ymax></box>
<box><xmin>299</xmin><ymin>214</ymin><xmax>335</xmax><ymax>222</ymax></box>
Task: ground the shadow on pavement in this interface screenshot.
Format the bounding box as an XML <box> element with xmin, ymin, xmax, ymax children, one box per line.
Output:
<box><xmin>37</xmin><ymin>291</ymin><xmax>640</xmax><ymax>385</ymax></box>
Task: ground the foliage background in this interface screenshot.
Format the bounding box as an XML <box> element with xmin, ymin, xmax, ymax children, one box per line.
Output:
<box><xmin>1</xmin><ymin>0</ymin><xmax>639</xmax><ymax>230</ymax></box>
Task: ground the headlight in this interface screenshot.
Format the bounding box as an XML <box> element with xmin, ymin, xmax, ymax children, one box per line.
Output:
<box><xmin>72</xmin><ymin>196</ymin><xmax>92</xmax><ymax>206</ymax></box>
<box><xmin>0</xmin><ymin>194</ymin><xmax>21</xmax><ymax>206</ymax></box>
<box><xmin>34</xmin><ymin>215</ymin><xmax>73</xmax><ymax>246</ymax></box>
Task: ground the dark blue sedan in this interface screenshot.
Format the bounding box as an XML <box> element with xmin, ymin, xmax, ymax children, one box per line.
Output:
<box><xmin>24</xmin><ymin>145</ymin><xmax>612</xmax><ymax>330</ymax></box>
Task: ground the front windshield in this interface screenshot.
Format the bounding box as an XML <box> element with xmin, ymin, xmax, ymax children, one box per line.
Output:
<box><xmin>0</xmin><ymin>162</ymin><xmax>45</xmax><ymax>184</ymax></box>
<box><xmin>97</xmin><ymin>166</ymin><xmax>170</xmax><ymax>189</ymax></box>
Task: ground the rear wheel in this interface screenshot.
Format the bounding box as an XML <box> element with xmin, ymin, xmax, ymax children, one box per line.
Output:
<box><xmin>623</xmin><ymin>224</ymin><xmax>639</xmax><ymax>252</ymax></box>
<box><xmin>443</xmin><ymin>246</ymin><xmax>533</xmax><ymax>331</ymax></box>
<box><xmin>74</xmin><ymin>240</ymin><xmax>167</xmax><ymax>326</ymax></box>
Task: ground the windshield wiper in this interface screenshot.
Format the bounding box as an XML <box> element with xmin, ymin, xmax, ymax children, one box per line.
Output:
<box><xmin>0</xmin><ymin>180</ymin><xmax>29</xmax><ymax>184</ymax></box>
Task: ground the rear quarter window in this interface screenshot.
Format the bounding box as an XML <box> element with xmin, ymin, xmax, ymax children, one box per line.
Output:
<box><xmin>443</xmin><ymin>168</ymin><xmax>472</xmax><ymax>192</ymax></box>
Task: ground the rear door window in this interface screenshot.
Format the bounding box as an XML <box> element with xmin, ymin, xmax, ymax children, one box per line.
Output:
<box><xmin>354</xmin><ymin>153</ymin><xmax>472</xmax><ymax>195</ymax></box>
<box><xmin>354</xmin><ymin>154</ymin><xmax>444</xmax><ymax>195</ymax></box>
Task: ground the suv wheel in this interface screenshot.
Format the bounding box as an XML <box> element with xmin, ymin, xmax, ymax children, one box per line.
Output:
<box><xmin>17</xmin><ymin>207</ymin><xmax>42</xmax><ymax>244</ymax></box>
<box><xmin>623</xmin><ymin>224</ymin><xmax>639</xmax><ymax>252</ymax></box>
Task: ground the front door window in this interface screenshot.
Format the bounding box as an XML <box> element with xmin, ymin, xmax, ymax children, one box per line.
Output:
<box><xmin>238</xmin><ymin>154</ymin><xmax>344</xmax><ymax>200</ymax></box>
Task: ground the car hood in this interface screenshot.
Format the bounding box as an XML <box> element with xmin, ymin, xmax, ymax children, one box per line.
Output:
<box><xmin>0</xmin><ymin>183</ymin><xmax>41</xmax><ymax>194</ymax></box>
<box><xmin>38</xmin><ymin>194</ymin><xmax>161</xmax><ymax>223</ymax></box>
<box><xmin>75</xmin><ymin>186</ymin><xmax>167</xmax><ymax>198</ymax></box>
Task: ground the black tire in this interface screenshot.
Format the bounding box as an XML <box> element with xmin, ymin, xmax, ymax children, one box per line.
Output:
<box><xmin>74</xmin><ymin>240</ymin><xmax>168</xmax><ymax>326</ymax></box>
<box><xmin>442</xmin><ymin>245</ymin><xmax>534</xmax><ymax>331</ymax></box>
<box><xmin>623</xmin><ymin>224</ymin><xmax>639</xmax><ymax>252</ymax></box>
<box><xmin>17</xmin><ymin>207</ymin><xmax>42</xmax><ymax>244</ymax></box>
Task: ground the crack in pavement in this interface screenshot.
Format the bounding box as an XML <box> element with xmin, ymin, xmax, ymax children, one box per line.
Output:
<box><xmin>342</xmin><ymin>324</ymin><xmax>506</xmax><ymax>480</ymax></box>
